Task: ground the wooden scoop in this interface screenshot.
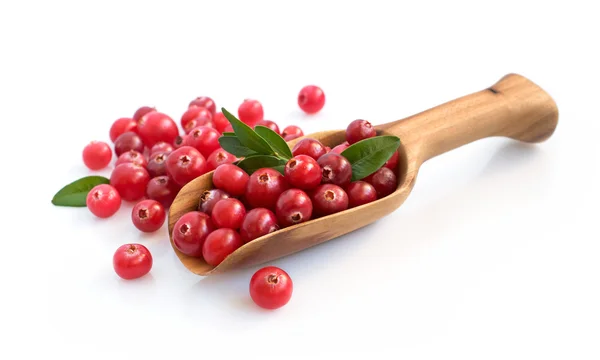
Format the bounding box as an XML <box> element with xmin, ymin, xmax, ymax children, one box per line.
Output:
<box><xmin>168</xmin><ymin>73</ymin><xmax>559</xmax><ymax>276</ymax></box>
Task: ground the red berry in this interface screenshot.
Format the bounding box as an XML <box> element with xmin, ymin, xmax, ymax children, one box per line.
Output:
<box><xmin>317</xmin><ymin>153</ymin><xmax>352</xmax><ymax>187</ymax></box>
<box><xmin>325</xmin><ymin>146</ymin><xmax>331</xmax><ymax>153</ymax></box>
<box><xmin>345</xmin><ymin>119</ymin><xmax>376</xmax><ymax>145</ymax></box>
<box><xmin>150</xmin><ymin>141</ymin><xmax>174</xmax><ymax>156</ymax></box>
<box><xmin>146</xmin><ymin>151</ymin><xmax>169</xmax><ymax>178</ymax></box>
<box><xmin>202</xmin><ymin>228</ymin><xmax>243</xmax><ymax>266</ymax></box>
<box><xmin>211</xmin><ymin>198</ymin><xmax>246</xmax><ymax>230</ymax></box>
<box><xmin>109</xmin><ymin>117</ymin><xmax>137</xmax><ymax>143</ymax></box>
<box><xmin>165</xmin><ymin>146</ymin><xmax>207</xmax><ymax>187</ymax></box>
<box><xmin>212</xmin><ymin>164</ymin><xmax>249</xmax><ymax>196</ymax></box>
<box><xmin>365</xmin><ymin>167</ymin><xmax>397</xmax><ymax>197</ymax></box>
<box><xmin>255</xmin><ymin>120</ymin><xmax>280</xmax><ymax>135</ymax></box>
<box><xmin>281</xmin><ymin>125</ymin><xmax>303</xmax><ymax>141</ymax></box>
<box><xmin>198</xmin><ymin>189</ymin><xmax>230</xmax><ymax>215</ymax></box>
<box><xmin>116</xmin><ymin>150</ymin><xmax>147</xmax><ymax>168</ymax></box>
<box><xmin>311</xmin><ymin>184</ymin><xmax>349</xmax><ymax>216</ymax></box>
<box><xmin>146</xmin><ymin>176</ymin><xmax>180</xmax><ymax>208</ymax></box>
<box><xmin>181</xmin><ymin>107</ymin><xmax>214</xmax><ymax>134</ymax></box>
<box><xmin>238</xmin><ymin>99</ymin><xmax>263</xmax><ymax>126</ymax></box>
<box><xmin>383</xmin><ymin>150</ymin><xmax>399</xmax><ymax>171</ymax></box>
<box><xmin>330</xmin><ymin>141</ymin><xmax>350</xmax><ymax>155</ymax></box>
<box><xmin>113</xmin><ymin>244</ymin><xmax>152</xmax><ymax>280</ymax></box>
<box><xmin>114</xmin><ymin>131</ymin><xmax>144</xmax><ymax>157</ymax></box>
<box><xmin>133</xmin><ymin>106</ymin><xmax>156</xmax><ymax>123</ymax></box>
<box><xmin>346</xmin><ymin>181</ymin><xmax>377</xmax><ymax>208</ymax></box>
<box><xmin>284</xmin><ymin>155</ymin><xmax>321</xmax><ymax>190</ymax></box>
<box><xmin>245</xmin><ymin>168</ymin><xmax>289</xmax><ymax>209</ymax></box>
<box><xmin>189</xmin><ymin>96</ymin><xmax>216</xmax><ymax>115</ymax></box>
<box><xmin>240</xmin><ymin>208</ymin><xmax>279</xmax><ymax>243</ymax></box>
<box><xmin>206</xmin><ymin>148</ymin><xmax>238</xmax><ymax>171</ymax></box>
<box><xmin>172</xmin><ymin>211</ymin><xmax>214</xmax><ymax>257</ymax></box>
<box><xmin>291</xmin><ymin>138</ymin><xmax>327</xmax><ymax>160</ymax></box>
<box><xmin>222</xmin><ymin>124</ymin><xmax>234</xmax><ymax>133</ymax></box>
<box><xmin>275</xmin><ymin>189</ymin><xmax>312</xmax><ymax>227</ymax></box>
<box><xmin>249</xmin><ymin>266</ymin><xmax>293</xmax><ymax>310</ymax></box>
<box><xmin>183</xmin><ymin>126</ymin><xmax>221</xmax><ymax>158</ymax></box>
<box><xmin>298</xmin><ymin>85</ymin><xmax>325</xmax><ymax>114</ymax></box>
<box><xmin>173</xmin><ymin>135</ymin><xmax>184</xmax><ymax>149</ymax></box>
<box><xmin>212</xmin><ymin>112</ymin><xmax>230</xmax><ymax>133</ymax></box>
<box><xmin>131</xmin><ymin>199</ymin><xmax>166</xmax><ymax>232</ymax></box>
<box><xmin>86</xmin><ymin>184</ymin><xmax>121</xmax><ymax>218</ymax></box>
<box><xmin>82</xmin><ymin>141</ymin><xmax>112</xmax><ymax>170</ymax></box>
<box><xmin>110</xmin><ymin>163</ymin><xmax>150</xmax><ymax>201</ymax></box>
<box><xmin>137</xmin><ymin>112</ymin><xmax>179</xmax><ymax>148</ymax></box>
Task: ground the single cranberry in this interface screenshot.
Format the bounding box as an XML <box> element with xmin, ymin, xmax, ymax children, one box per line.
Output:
<box><xmin>330</xmin><ymin>141</ymin><xmax>350</xmax><ymax>155</ymax></box>
<box><xmin>146</xmin><ymin>176</ymin><xmax>180</xmax><ymax>208</ymax></box>
<box><xmin>132</xmin><ymin>106</ymin><xmax>156</xmax><ymax>123</ymax></box>
<box><xmin>189</xmin><ymin>96</ymin><xmax>216</xmax><ymax>115</ymax></box>
<box><xmin>249</xmin><ymin>266</ymin><xmax>293</xmax><ymax>310</ymax></box>
<box><xmin>109</xmin><ymin>117</ymin><xmax>137</xmax><ymax>143</ymax></box>
<box><xmin>346</xmin><ymin>181</ymin><xmax>377</xmax><ymax>208</ymax></box>
<box><xmin>198</xmin><ymin>189</ymin><xmax>230</xmax><ymax>215</ymax></box>
<box><xmin>212</xmin><ymin>112</ymin><xmax>230</xmax><ymax>133</ymax></box>
<box><xmin>146</xmin><ymin>151</ymin><xmax>169</xmax><ymax>177</ymax></box>
<box><xmin>110</xmin><ymin>163</ymin><xmax>150</xmax><ymax>201</ymax></box>
<box><xmin>222</xmin><ymin>124</ymin><xmax>234</xmax><ymax>133</ymax></box>
<box><xmin>240</xmin><ymin>208</ymin><xmax>279</xmax><ymax>243</ymax></box>
<box><xmin>131</xmin><ymin>199</ymin><xmax>166</xmax><ymax>232</ymax></box>
<box><xmin>282</xmin><ymin>125</ymin><xmax>303</xmax><ymax>141</ymax></box>
<box><xmin>346</xmin><ymin>119</ymin><xmax>376</xmax><ymax>145</ymax></box>
<box><xmin>137</xmin><ymin>112</ymin><xmax>179</xmax><ymax>147</ymax></box>
<box><xmin>284</xmin><ymin>155</ymin><xmax>321</xmax><ymax>190</ymax></box>
<box><xmin>211</xmin><ymin>198</ymin><xmax>246</xmax><ymax>229</ymax></box>
<box><xmin>206</xmin><ymin>148</ymin><xmax>238</xmax><ymax>171</ymax></box>
<box><xmin>114</xmin><ymin>131</ymin><xmax>144</xmax><ymax>157</ymax></box>
<box><xmin>165</xmin><ymin>146</ymin><xmax>207</xmax><ymax>186</ymax></box>
<box><xmin>245</xmin><ymin>168</ymin><xmax>289</xmax><ymax>209</ymax></box>
<box><xmin>86</xmin><ymin>184</ymin><xmax>121</xmax><ymax>218</ymax></box>
<box><xmin>173</xmin><ymin>135</ymin><xmax>184</xmax><ymax>149</ymax></box>
<box><xmin>291</xmin><ymin>138</ymin><xmax>327</xmax><ymax>160</ymax></box>
<box><xmin>297</xmin><ymin>85</ymin><xmax>325</xmax><ymax>114</ymax></box>
<box><xmin>181</xmin><ymin>107</ymin><xmax>214</xmax><ymax>134</ymax></box>
<box><xmin>202</xmin><ymin>228</ymin><xmax>243</xmax><ymax>266</ymax></box>
<box><xmin>365</xmin><ymin>167</ymin><xmax>397</xmax><ymax>197</ymax></box>
<box><xmin>255</xmin><ymin>120</ymin><xmax>280</xmax><ymax>135</ymax></box>
<box><xmin>311</xmin><ymin>184</ymin><xmax>349</xmax><ymax>216</ymax></box>
<box><xmin>82</xmin><ymin>141</ymin><xmax>112</xmax><ymax>170</ymax></box>
<box><xmin>275</xmin><ymin>189</ymin><xmax>312</xmax><ymax>227</ymax></box>
<box><xmin>238</xmin><ymin>99</ymin><xmax>263</xmax><ymax>126</ymax></box>
<box><xmin>383</xmin><ymin>150</ymin><xmax>399</xmax><ymax>171</ymax></box>
<box><xmin>317</xmin><ymin>153</ymin><xmax>352</xmax><ymax>187</ymax></box>
<box><xmin>150</xmin><ymin>141</ymin><xmax>174</xmax><ymax>156</ymax></box>
<box><xmin>172</xmin><ymin>211</ymin><xmax>214</xmax><ymax>257</ymax></box>
<box><xmin>115</xmin><ymin>150</ymin><xmax>147</xmax><ymax>168</ymax></box>
<box><xmin>182</xmin><ymin>126</ymin><xmax>221</xmax><ymax>158</ymax></box>
<box><xmin>113</xmin><ymin>244</ymin><xmax>153</xmax><ymax>280</ymax></box>
<box><xmin>212</xmin><ymin>164</ymin><xmax>249</xmax><ymax>196</ymax></box>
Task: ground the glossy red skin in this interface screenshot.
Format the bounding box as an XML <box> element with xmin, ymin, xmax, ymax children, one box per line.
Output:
<box><xmin>222</xmin><ymin>124</ymin><xmax>234</xmax><ymax>133</ymax></box>
<box><xmin>146</xmin><ymin>176</ymin><xmax>180</xmax><ymax>208</ymax></box>
<box><xmin>206</xmin><ymin>148</ymin><xmax>238</xmax><ymax>171</ymax></box>
<box><xmin>114</xmin><ymin>131</ymin><xmax>145</xmax><ymax>157</ymax></box>
<box><xmin>345</xmin><ymin>119</ymin><xmax>376</xmax><ymax>145</ymax></box>
<box><xmin>212</xmin><ymin>164</ymin><xmax>249</xmax><ymax>196</ymax></box>
<box><xmin>255</xmin><ymin>120</ymin><xmax>280</xmax><ymax>135</ymax></box>
<box><xmin>116</xmin><ymin>150</ymin><xmax>147</xmax><ymax>168</ymax></box>
<box><xmin>109</xmin><ymin>117</ymin><xmax>137</xmax><ymax>143</ymax></box>
<box><xmin>292</xmin><ymin>138</ymin><xmax>327</xmax><ymax>160</ymax></box>
<box><xmin>238</xmin><ymin>99</ymin><xmax>264</xmax><ymax>126</ymax></box>
<box><xmin>346</xmin><ymin>181</ymin><xmax>377</xmax><ymax>208</ymax></box>
<box><xmin>383</xmin><ymin>150</ymin><xmax>399</xmax><ymax>171</ymax></box>
<box><xmin>110</xmin><ymin>163</ymin><xmax>150</xmax><ymax>201</ymax></box>
<box><xmin>113</xmin><ymin>244</ymin><xmax>153</xmax><ymax>280</ymax></box>
<box><xmin>330</xmin><ymin>142</ymin><xmax>350</xmax><ymax>155</ymax></box>
<box><xmin>137</xmin><ymin>112</ymin><xmax>179</xmax><ymax>147</ymax></box>
<box><xmin>240</xmin><ymin>208</ymin><xmax>279</xmax><ymax>243</ymax></box>
<box><xmin>150</xmin><ymin>142</ymin><xmax>174</xmax><ymax>156</ymax></box>
<box><xmin>182</xmin><ymin>126</ymin><xmax>221</xmax><ymax>158</ymax></box>
<box><xmin>245</xmin><ymin>168</ymin><xmax>289</xmax><ymax>209</ymax></box>
<box><xmin>165</xmin><ymin>146</ymin><xmax>207</xmax><ymax>187</ymax></box>
<box><xmin>132</xmin><ymin>106</ymin><xmax>156</xmax><ymax>123</ymax></box>
<box><xmin>181</xmin><ymin>107</ymin><xmax>213</xmax><ymax>134</ymax></box>
<box><xmin>189</xmin><ymin>96</ymin><xmax>216</xmax><ymax>115</ymax></box>
<box><xmin>146</xmin><ymin>151</ymin><xmax>169</xmax><ymax>178</ymax></box>
<box><xmin>202</xmin><ymin>228</ymin><xmax>243</xmax><ymax>266</ymax></box>
<box><xmin>297</xmin><ymin>85</ymin><xmax>325</xmax><ymax>114</ymax></box>
<box><xmin>173</xmin><ymin>135</ymin><xmax>184</xmax><ymax>149</ymax></box>
<box><xmin>311</xmin><ymin>184</ymin><xmax>349</xmax><ymax>216</ymax></box>
<box><xmin>198</xmin><ymin>189</ymin><xmax>230</xmax><ymax>215</ymax></box>
<box><xmin>211</xmin><ymin>198</ymin><xmax>246</xmax><ymax>230</ymax></box>
<box><xmin>365</xmin><ymin>167</ymin><xmax>397</xmax><ymax>197</ymax></box>
<box><xmin>281</xmin><ymin>125</ymin><xmax>303</xmax><ymax>140</ymax></box>
<box><xmin>86</xmin><ymin>184</ymin><xmax>121</xmax><ymax>218</ymax></box>
<box><xmin>172</xmin><ymin>211</ymin><xmax>214</xmax><ymax>257</ymax></box>
<box><xmin>212</xmin><ymin>112</ymin><xmax>230</xmax><ymax>133</ymax></box>
<box><xmin>249</xmin><ymin>266</ymin><xmax>293</xmax><ymax>310</ymax></box>
<box><xmin>275</xmin><ymin>189</ymin><xmax>313</xmax><ymax>227</ymax></box>
<box><xmin>284</xmin><ymin>155</ymin><xmax>321</xmax><ymax>190</ymax></box>
<box><xmin>83</xmin><ymin>141</ymin><xmax>112</xmax><ymax>170</ymax></box>
<box><xmin>131</xmin><ymin>199</ymin><xmax>166</xmax><ymax>233</ymax></box>
<box><xmin>317</xmin><ymin>153</ymin><xmax>352</xmax><ymax>187</ymax></box>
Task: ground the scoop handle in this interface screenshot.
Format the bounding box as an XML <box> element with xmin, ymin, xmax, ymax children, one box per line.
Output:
<box><xmin>378</xmin><ymin>73</ymin><xmax>559</xmax><ymax>163</ymax></box>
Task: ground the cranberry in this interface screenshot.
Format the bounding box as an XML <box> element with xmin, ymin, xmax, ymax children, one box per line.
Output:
<box><xmin>291</xmin><ymin>138</ymin><xmax>327</xmax><ymax>160</ymax></box>
<box><xmin>198</xmin><ymin>189</ymin><xmax>230</xmax><ymax>215</ymax></box>
<box><xmin>206</xmin><ymin>148</ymin><xmax>238</xmax><ymax>171</ymax></box>
<box><xmin>249</xmin><ymin>266</ymin><xmax>293</xmax><ymax>310</ymax></box>
<box><xmin>137</xmin><ymin>112</ymin><xmax>179</xmax><ymax>148</ymax></box>
<box><xmin>173</xmin><ymin>135</ymin><xmax>184</xmax><ymax>149</ymax></box>
<box><xmin>211</xmin><ymin>198</ymin><xmax>246</xmax><ymax>230</ymax></box>
<box><xmin>82</xmin><ymin>141</ymin><xmax>112</xmax><ymax>170</ymax></box>
<box><xmin>165</xmin><ymin>146</ymin><xmax>207</xmax><ymax>187</ymax></box>
<box><xmin>109</xmin><ymin>117</ymin><xmax>137</xmax><ymax>143</ymax></box>
<box><xmin>182</xmin><ymin>126</ymin><xmax>221</xmax><ymax>158</ymax></box>
<box><xmin>346</xmin><ymin>119</ymin><xmax>376</xmax><ymax>145</ymax></box>
<box><xmin>114</xmin><ymin>131</ymin><xmax>144</xmax><ymax>157</ymax></box>
<box><xmin>115</xmin><ymin>150</ymin><xmax>147</xmax><ymax>168</ymax></box>
<box><xmin>172</xmin><ymin>211</ymin><xmax>214</xmax><ymax>257</ymax></box>
<box><xmin>284</xmin><ymin>155</ymin><xmax>321</xmax><ymax>190</ymax></box>
<box><xmin>212</xmin><ymin>164</ymin><xmax>249</xmax><ymax>196</ymax></box>
<box><xmin>202</xmin><ymin>228</ymin><xmax>243</xmax><ymax>266</ymax></box>
<box><xmin>146</xmin><ymin>176</ymin><xmax>180</xmax><ymax>208</ymax></box>
<box><xmin>245</xmin><ymin>168</ymin><xmax>288</xmax><ymax>209</ymax></box>
<box><xmin>133</xmin><ymin>106</ymin><xmax>156</xmax><ymax>123</ymax></box>
<box><xmin>325</xmin><ymin>146</ymin><xmax>331</xmax><ymax>153</ymax></box>
<box><xmin>212</xmin><ymin>112</ymin><xmax>230</xmax><ymax>133</ymax></box>
<box><xmin>110</xmin><ymin>163</ymin><xmax>150</xmax><ymax>201</ymax></box>
<box><xmin>282</xmin><ymin>125</ymin><xmax>303</xmax><ymax>141</ymax></box>
<box><xmin>131</xmin><ymin>199</ymin><xmax>166</xmax><ymax>233</ymax></box>
<box><xmin>146</xmin><ymin>151</ymin><xmax>169</xmax><ymax>177</ymax></box>
<box><xmin>311</xmin><ymin>184</ymin><xmax>349</xmax><ymax>216</ymax></box>
<box><xmin>181</xmin><ymin>107</ymin><xmax>214</xmax><ymax>134</ymax></box>
<box><xmin>365</xmin><ymin>167</ymin><xmax>397</xmax><ymax>197</ymax></box>
<box><xmin>298</xmin><ymin>85</ymin><xmax>325</xmax><ymax>114</ymax></box>
<box><xmin>113</xmin><ymin>244</ymin><xmax>153</xmax><ymax>280</ymax></box>
<box><xmin>330</xmin><ymin>141</ymin><xmax>350</xmax><ymax>155</ymax></box>
<box><xmin>150</xmin><ymin>141</ymin><xmax>174</xmax><ymax>156</ymax></box>
<box><xmin>383</xmin><ymin>150</ymin><xmax>399</xmax><ymax>171</ymax></box>
<box><xmin>275</xmin><ymin>189</ymin><xmax>312</xmax><ymax>227</ymax></box>
<box><xmin>240</xmin><ymin>208</ymin><xmax>279</xmax><ymax>243</ymax></box>
<box><xmin>86</xmin><ymin>184</ymin><xmax>121</xmax><ymax>218</ymax></box>
<box><xmin>346</xmin><ymin>181</ymin><xmax>377</xmax><ymax>208</ymax></box>
<box><xmin>222</xmin><ymin>124</ymin><xmax>234</xmax><ymax>133</ymax></box>
<box><xmin>189</xmin><ymin>96</ymin><xmax>216</xmax><ymax>115</ymax></box>
<box><xmin>317</xmin><ymin>153</ymin><xmax>352</xmax><ymax>187</ymax></box>
<box><xmin>255</xmin><ymin>120</ymin><xmax>280</xmax><ymax>135</ymax></box>
<box><xmin>238</xmin><ymin>99</ymin><xmax>263</xmax><ymax>126</ymax></box>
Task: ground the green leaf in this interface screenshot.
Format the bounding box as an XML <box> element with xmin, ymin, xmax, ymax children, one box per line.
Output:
<box><xmin>221</xmin><ymin>132</ymin><xmax>236</xmax><ymax>137</ymax></box>
<box><xmin>272</xmin><ymin>164</ymin><xmax>285</xmax><ymax>175</ymax></box>
<box><xmin>236</xmin><ymin>155</ymin><xmax>287</xmax><ymax>175</ymax></box>
<box><xmin>254</xmin><ymin>125</ymin><xmax>293</xmax><ymax>160</ymax></box>
<box><xmin>218</xmin><ymin>136</ymin><xmax>258</xmax><ymax>158</ymax></box>
<box><xmin>221</xmin><ymin>108</ymin><xmax>273</xmax><ymax>155</ymax></box>
<box><xmin>341</xmin><ymin>136</ymin><xmax>401</xmax><ymax>181</ymax></box>
<box><xmin>51</xmin><ymin>175</ymin><xmax>110</xmax><ymax>207</ymax></box>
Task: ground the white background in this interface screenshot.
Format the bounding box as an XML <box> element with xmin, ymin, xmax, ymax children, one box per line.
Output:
<box><xmin>1</xmin><ymin>0</ymin><xmax>599</xmax><ymax>359</ymax></box>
